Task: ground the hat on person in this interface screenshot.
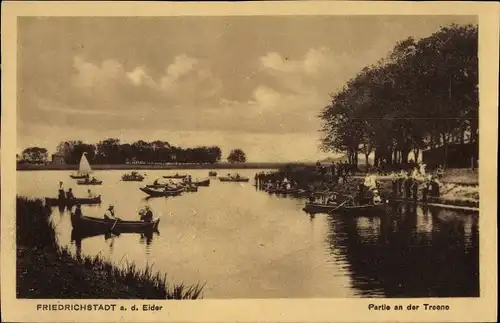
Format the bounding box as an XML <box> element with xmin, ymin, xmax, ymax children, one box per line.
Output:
<box><xmin>109</xmin><ymin>204</ymin><xmax>114</xmax><ymax>209</ymax></box>
<box><xmin>145</xmin><ymin>205</ymin><xmax>150</xmax><ymax>210</ymax></box>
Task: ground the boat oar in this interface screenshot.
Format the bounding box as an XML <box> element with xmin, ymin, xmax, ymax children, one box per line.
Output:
<box><xmin>110</xmin><ymin>218</ymin><xmax>119</xmax><ymax>231</ymax></box>
<box><xmin>329</xmin><ymin>198</ymin><xmax>351</xmax><ymax>214</ymax></box>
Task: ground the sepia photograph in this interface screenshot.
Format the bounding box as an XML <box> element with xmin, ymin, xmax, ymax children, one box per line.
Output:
<box><xmin>1</xmin><ymin>2</ymin><xmax>498</xmax><ymax>323</ymax></box>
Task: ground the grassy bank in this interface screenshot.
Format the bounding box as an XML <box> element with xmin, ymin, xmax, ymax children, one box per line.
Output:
<box><xmin>16</xmin><ymin>197</ymin><xmax>204</xmax><ymax>299</ymax></box>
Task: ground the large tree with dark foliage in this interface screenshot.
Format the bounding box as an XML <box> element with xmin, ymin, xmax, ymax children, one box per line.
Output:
<box><xmin>227</xmin><ymin>149</ymin><xmax>247</xmax><ymax>163</ymax></box>
<box><xmin>320</xmin><ymin>24</ymin><xmax>478</xmax><ymax>169</ymax></box>
<box><xmin>21</xmin><ymin>147</ymin><xmax>48</xmax><ymax>164</ymax></box>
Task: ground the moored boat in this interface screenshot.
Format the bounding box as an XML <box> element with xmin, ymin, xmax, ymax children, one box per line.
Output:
<box><xmin>303</xmin><ymin>202</ymin><xmax>339</xmax><ymax>214</ymax></box>
<box><xmin>139</xmin><ymin>187</ymin><xmax>184</xmax><ymax>197</ymax></box>
<box><xmin>71</xmin><ymin>213</ymin><xmax>160</xmax><ymax>235</ymax></box>
<box><xmin>77</xmin><ymin>179</ymin><xmax>103</xmax><ymax>185</ymax></box>
<box><xmin>121</xmin><ymin>172</ymin><xmax>145</xmax><ymax>181</ymax></box>
<box><xmin>162</xmin><ymin>174</ymin><xmax>188</xmax><ymax>179</ymax></box>
<box><xmin>330</xmin><ymin>202</ymin><xmax>388</xmax><ymax>215</ymax></box>
<box><xmin>45</xmin><ymin>195</ymin><xmax>102</xmax><ymax>206</ymax></box>
<box><xmin>183</xmin><ymin>185</ymin><xmax>199</xmax><ymax>192</ymax></box>
<box><xmin>219</xmin><ymin>176</ymin><xmax>249</xmax><ymax>182</ymax></box>
<box><xmin>193</xmin><ymin>179</ymin><xmax>210</xmax><ymax>187</ymax></box>
<box><xmin>208</xmin><ymin>171</ymin><xmax>217</xmax><ymax>177</ymax></box>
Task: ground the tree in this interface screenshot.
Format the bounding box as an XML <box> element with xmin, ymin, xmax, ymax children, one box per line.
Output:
<box><xmin>21</xmin><ymin>147</ymin><xmax>48</xmax><ymax>164</ymax></box>
<box><xmin>319</xmin><ymin>24</ymin><xmax>478</xmax><ymax>169</ymax></box>
<box><xmin>227</xmin><ymin>149</ymin><xmax>247</xmax><ymax>163</ymax></box>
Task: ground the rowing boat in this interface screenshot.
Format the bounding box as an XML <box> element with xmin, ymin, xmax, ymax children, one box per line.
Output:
<box><xmin>45</xmin><ymin>195</ymin><xmax>102</xmax><ymax>206</ymax></box>
<box><xmin>69</xmin><ymin>174</ymin><xmax>88</xmax><ymax>179</ymax></box>
<box><xmin>303</xmin><ymin>202</ymin><xmax>339</xmax><ymax>214</ymax></box>
<box><xmin>121</xmin><ymin>172</ymin><xmax>145</xmax><ymax>181</ymax></box>
<box><xmin>303</xmin><ymin>201</ymin><xmax>387</xmax><ymax>215</ymax></box>
<box><xmin>184</xmin><ymin>186</ymin><xmax>199</xmax><ymax>192</ymax></box>
<box><xmin>193</xmin><ymin>179</ymin><xmax>210</xmax><ymax>187</ymax></box>
<box><xmin>330</xmin><ymin>202</ymin><xmax>387</xmax><ymax>215</ymax></box>
<box><xmin>268</xmin><ymin>188</ymin><xmax>303</xmax><ymax>195</ymax></box>
<box><xmin>208</xmin><ymin>171</ymin><xmax>217</xmax><ymax>177</ymax></box>
<box><xmin>139</xmin><ymin>187</ymin><xmax>184</xmax><ymax>197</ymax></box>
<box><xmin>77</xmin><ymin>180</ymin><xmax>103</xmax><ymax>185</ymax></box>
<box><xmin>71</xmin><ymin>213</ymin><xmax>160</xmax><ymax>234</ymax></box>
<box><xmin>219</xmin><ymin>176</ymin><xmax>249</xmax><ymax>182</ymax></box>
<box><xmin>162</xmin><ymin>174</ymin><xmax>188</xmax><ymax>179</ymax></box>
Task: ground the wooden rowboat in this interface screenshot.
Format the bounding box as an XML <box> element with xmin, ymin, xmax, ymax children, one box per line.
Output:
<box><xmin>208</xmin><ymin>171</ymin><xmax>217</xmax><ymax>177</ymax></box>
<box><xmin>45</xmin><ymin>195</ymin><xmax>101</xmax><ymax>206</ymax></box>
<box><xmin>139</xmin><ymin>187</ymin><xmax>184</xmax><ymax>197</ymax></box>
<box><xmin>193</xmin><ymin>179</ymin><xmax>210</xmax><ymax>187</ymax></box>
<box><xmin>69</xmin><ymin>174</ymin><xmax>88</xmax><ymax>179</ymax></box>
<box><xmin>330</xmin><ymin>203</ymin><xmax>388</xmax><ymax>215</ymax></box>
<box><xmin>184</xmin><ymin>186</ymin><xmax>199</xmax><ymax>192</ymax></box>
<box><xmin>162</xmin><ymin>174</ymin><xmax>188</xmax><ymax>179</ymax></box>
<box><xmin>77</xmin><ymin>180</ymin><xmax>103</xmax><ymax>185</ymax></box>
<box><xmin>303</xmin><ymin>201</ymin><xmax>388</xmax><ymax>215</ymax></box>
<box><xmin>71</xmin><ymin>213</ymin><xmax>160</xmax><ymax>234</ymax></box>
<box><xmin>303</xmin><ymin>202</ymin><xmax>339</xmax><ymax>214</ymax></box>
<box><xmin>219</xmin><ymin>176</ymin><xmax>249</xmax><ymax>182</ymax></box>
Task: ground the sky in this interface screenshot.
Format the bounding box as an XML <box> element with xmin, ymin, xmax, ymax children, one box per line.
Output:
<box><xmin>17</xmin><ymin>15</ymin><xmax>476</xmax><ymax>162</ymax></box>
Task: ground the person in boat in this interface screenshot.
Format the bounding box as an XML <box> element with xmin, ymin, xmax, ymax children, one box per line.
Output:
<box><xmin>153</xmin><ymin>179</ymin><xmax>159</xmax><ymax>185</ymax></box>
<box><xmin>236</xmin><ymin>173</ymin><xmax>241</xmax><ymax>179</ymax></box>
<box><xmin>91</xmin><ymin>176</ymin><xmax>97</xmax><ymax>183</ymax></box>
<box><xmin>66</xmin><ymin>188</ymin><xmax>75</xmax><ymax>200</ymax></box>
<box><xmin>140</xmin><ymin>205</ymin><xmax>154</xmax><ymax>222</ymax></box>
<box><xmin>58</xmin><ymin>182</ymin><xmax>66</xmax><ymax>199</ymax></box>
<box><xmin>104</xmin><ymin>205</ymin><xmax>119</xmax><ymax>221</ymax></box>
<box><xmin>372</xmin><ymin>190</ymin><xmax>382</xmax><ymax>205</ymax></box>
<box><xmin>74</xmin><ymin>203</ymin><xmax>83</xmax><ymax>218</ymax></box>
<box><xmin>87</xmin><ymin>189</ymin><xmax>94</xmax><ymax>198</ymax></box>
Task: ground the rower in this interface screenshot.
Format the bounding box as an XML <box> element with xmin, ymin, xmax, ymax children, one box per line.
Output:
<box><xmin>66</xmin><ymin>188</ymin><xmax>75</xmax><ymax>200</ymax></box>
<box><xmin>104</xmin><ymin>204</ymin><xmax>119</xmax><ymax>220</ymax></box>
<box><xmin>91</xmin><ymin>176</ymin><xmax>97</xmax><ymax>183</ymax></box>
<box><xmin>372</xmin><ymin>190</ymin><xmax>382</xmax><ymax>205</ymax></box>
<box><xmin>153</xmin><ymin>179</ymin><xmax>159</xmax><ymax>185</ymax></box>
<box><xmin>87</xmin><ymin>189</ymin><xmax>93</xmax><ymax>198</ymax></box>
<box><xmin>141</xmin><ymin>205</ymin><xmax>154</xmax><ymax>222</ymax></box>
<box><xmin>58</xmin><ymin>182</ymin><xmax>65</xmax><ymax>199</ymax></box>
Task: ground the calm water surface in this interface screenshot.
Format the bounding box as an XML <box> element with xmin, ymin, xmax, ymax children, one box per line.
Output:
<box><xmin>17</xmin><ymin>169</ymin><xmax>479</xmax><ymax>298</ymax></box>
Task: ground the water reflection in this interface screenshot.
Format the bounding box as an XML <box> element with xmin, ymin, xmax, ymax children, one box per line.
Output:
<box><xmin>325</xmin><ymin>203</ymin><xmax>479</xmax><ymax>297</ymax></box>
<box><xmin>71</xmin><ymin>229</ymin><xmax>160</xmax><ymax>259</ymax></box>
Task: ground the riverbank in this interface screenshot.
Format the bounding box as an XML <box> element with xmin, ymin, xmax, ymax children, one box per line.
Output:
<box><xmin>17</xmin><ymin>162</ymin><xmax>299</xmax><ymax>171</ymax></box>
<box><xmin>16</xmin><ymin>197</ymin><xmax>204</xmax><ymax>299</ymax></box>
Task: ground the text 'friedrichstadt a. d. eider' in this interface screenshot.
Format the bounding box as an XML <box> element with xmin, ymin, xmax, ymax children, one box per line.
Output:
<box><xmin>36</xmin><ymin>304</ymin><xmax>163</xmax><ymax>312</ymax></box>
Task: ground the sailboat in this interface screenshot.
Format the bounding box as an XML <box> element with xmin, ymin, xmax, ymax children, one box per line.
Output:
<box><xmin>69</xmin><ymin>153</ymin><xmax>93</xmax><ymax>179</ymax></box>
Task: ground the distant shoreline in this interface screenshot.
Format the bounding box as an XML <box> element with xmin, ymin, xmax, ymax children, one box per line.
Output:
<box><xmin>16</xmin><ymin>162</ymin><xmax>304</xmax><ymax>171</ymax></box>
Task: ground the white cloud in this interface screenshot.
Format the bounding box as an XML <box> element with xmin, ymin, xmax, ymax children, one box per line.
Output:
<box><xmin>73</xmin><ymin>56</ymin><xmax>125</xmax><ymax>88</ymax></box>
<box><xmin>160</xmin><ymin>54</ymin><xmax>198</xmax><ymax>90</ymax></box>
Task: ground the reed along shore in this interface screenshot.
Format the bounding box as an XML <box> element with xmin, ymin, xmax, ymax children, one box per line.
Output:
<box><xmin>16</xmin><ymin>196</ymin><xmax>204</xmax><ymax>299</ymax></box>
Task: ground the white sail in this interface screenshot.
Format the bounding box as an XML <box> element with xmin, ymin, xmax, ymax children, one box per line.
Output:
<box><xmin>78</xmin><ymin>153</ymin><xmax>92</xmax><ymax>175</ymax></box>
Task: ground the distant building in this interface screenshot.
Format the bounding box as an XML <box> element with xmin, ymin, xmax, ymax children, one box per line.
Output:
<box><xmin>51</xmin><ymin>153</ymin><xmax>66</xmax><ymax>167</ymax></box>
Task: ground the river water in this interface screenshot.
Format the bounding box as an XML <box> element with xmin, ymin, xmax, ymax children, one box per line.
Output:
<box><xmin>17</xmin><ymin>169</ymin><xmax>479</xmax><ymax>298</ymax></box>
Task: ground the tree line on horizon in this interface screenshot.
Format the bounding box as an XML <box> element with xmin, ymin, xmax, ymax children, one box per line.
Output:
<box><xmin>18</xmin><ymin>139</ymin><xmax>247</xmax><ymax>165</ymax></box>
<box><xmin>319</xmin><ymin>24</ymin><xmax>478</xmax><ymax>169</ymax></box>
